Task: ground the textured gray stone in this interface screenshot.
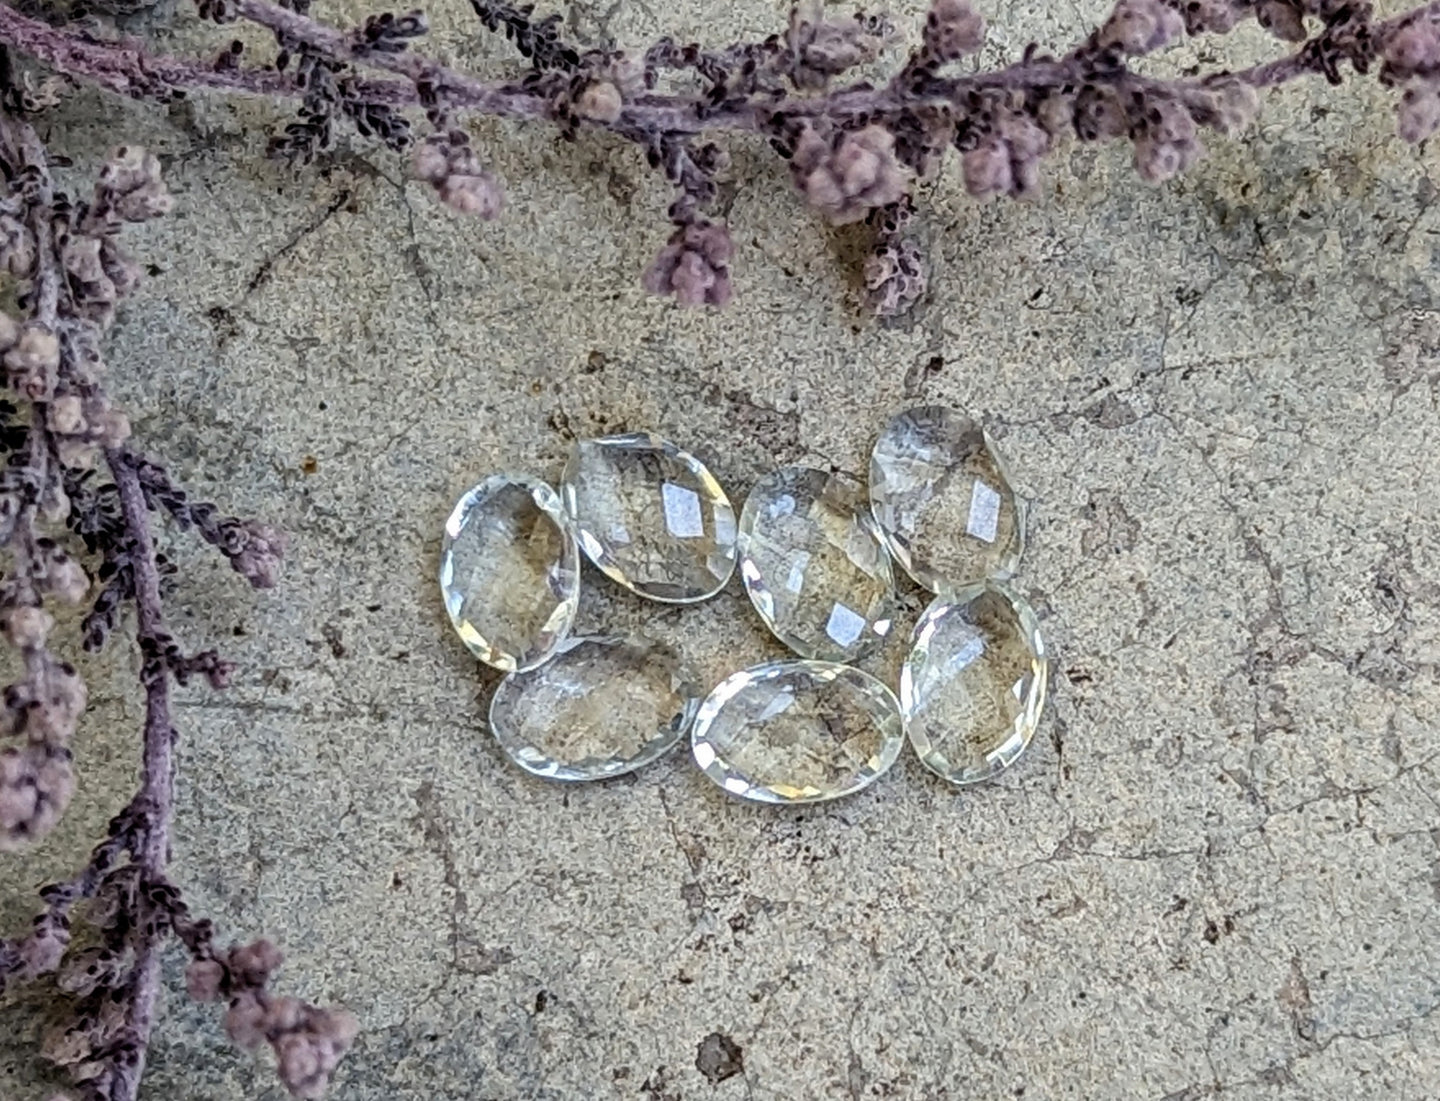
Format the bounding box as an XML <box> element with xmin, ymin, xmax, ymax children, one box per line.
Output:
<box><xmin>3</xmin><ymin>0</ymin><xmax>1439</xmax><ymax>1097</ymax></box>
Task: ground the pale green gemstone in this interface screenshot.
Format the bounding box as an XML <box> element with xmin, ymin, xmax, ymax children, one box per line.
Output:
<box><xmin>869</xmin><ymin>406</ymin><xmax>1025</xmax><ymax>592</ymax></box>
<box><xmin>561</xmin><ymin>433</ymin><xmax>737</xmax><ymax>603</ymax></box>
<box><xmin>439</xmin><ymin>474</ymin><xmax>580</xmax><ymax>672</ymax></box>
<box><xmin>901</xmin><ymin>581</ymin><xmax>1048</xmax><ymax>785</ymax></box>
<box><xmin>489</xmin><ymin>634</ymin><xmax>701</xmax><ymax>781</ymax></box>
<box><xmin>738</xmin><ymin>466</ymin><xmax>896</xmax><ymax>662</ymax></box>
<box><xmin>691</xmin><ymin>661</ymin><xmax>904</xmax><ymax>804</ymax></box>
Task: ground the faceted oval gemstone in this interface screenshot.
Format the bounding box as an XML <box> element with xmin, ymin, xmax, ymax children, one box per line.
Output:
<box><xmin>489</xmin><ymin>634</ymin><xmax>701</xmax><ymax>781</ymax></box>
<box><xmin>561</xmin><ymin>433</ymin><xmax>737</xmax><ymax>603</ymax></box>
<box><xmin>439</xmin><ymin>474</ymin><xmax>580</xmax><ymax>672</ymax></box>
<box><xmin>737</xmin><ymin>467</ymin><xmax>897</xmax><ymax>662</ymax></box>
<box><xmin>691</xmin><ymin>661</ymin><xmax>904</xmax><ymax>804</ymax></box>
<box><xmin>869</xmin><ymin>406</ymin><xmax>1025</xmax><ymax>593</ymax></box>
<box><xmin>901</xmin><ymin>581</ymin><xmax>1049</xmax><ymax>785</ymax></box>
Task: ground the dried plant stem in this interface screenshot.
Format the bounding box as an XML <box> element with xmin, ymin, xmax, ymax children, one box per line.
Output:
<box><xmin>106</xmin><ymin>446</ymin><xmax>175</xmax><ymax>1096</ymax></box>
<box><xmin>0</xmin><ymin>0</ymin><xmax>1431</xmax><ymax>137</ymax></box>
<box><xmin>0</xmin><ymin>97</ymin><xmax>349</xmax><ymax>1100</ymax></box>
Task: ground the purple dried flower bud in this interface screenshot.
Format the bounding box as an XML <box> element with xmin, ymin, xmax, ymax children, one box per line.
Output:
<box><xmin>1399</xmin><ymin>83</ymin><xmax>1440</xmax><ymax>142</ymax></box>
<box><xmin>274</xmin><ymin>1008</ymin><xmax>360</xmax><ymax>1099</ymax></box>
<box><xmin>230</xmin><ymin>938</ymin><xmax>285</xmax><ymax>987</ymax></box>
<box><xmin>225</xmin><ymin>992</ymin><xmax>269</xmax><ymax>1050</ymax></box>
<box><xmin>1074</xmin><ymin>84</ymin><xmax>1130</xmax><ymax>140</ymax></box>
<box><xmin>20</xmin><ymin>918</ymin><xmax>69</xmax><ymax>976</ymax></box>
<box><xmin>47</xmin><ymin>394</ymin><xmax>87</xmax><ymax>436</ymax></box>
<box><xmin>0</xmin><ymin>213</ymin><xmax>35</xmax><ymax>278</ymax></box>
<box><xmin>40</xmin><ymin>481</ymin><xmax>68</xmax><ymax>525</ymax></box>
<box><xmin>57</xmin><ymin>948</ymin><xmax>120</xmax><ymax>997</ymax></box>
<box><xmin>962</xmin><ymin>139</ymin><xmax>1013</xmax><ymax>197</ymax></box>
<box><xmin>100</xmin><ymin>240</ymin><xmax>144</xmax><ymax>298</ymax></box>
<box><xmin>274</xmin><ymin>1035</ymin><xmax>329</xmax><ymax>1098</ymax></box>
<box><xmin>864</xmin><ymin>235</ymin><xmax>927</xmax><ymax>317</ymax></box>
<box><xmin>575</xmin><ymin>81</ymin><xmax>623</xmax><ymax>123</ymax></box>
<box><xmin>62</xmin><ymin>236</ymin><xmax>106</xmax><ymax>285</ymax></box>
<box><xmin>1133</xmin><ymin>96</ymin><xmax>1204</xmax><ymax>180</ymax></box>
<box><xmin>642</xmin><ymin>221</ymin><xmax>734</xmax><ymax>307</ymax></box>
<box><xmin>97</xmin><ymin>407</ymin><xmax>132</xmax><ymax>448</ymax></box>
<box><xmin>963</xmin><ymin>116</ymin><xmax>1050</xmax><ymax>198</ymax></box>
<box><xmin>55</xmin><ymin>437</ymin><xmax>101</xmax><ymax>470</ymax></box>
<box><xmin>99</xmin><ymin>146</ymin><xmax>173</xmax><ymax>221</ymax></box>
<box><xmin>788</xmin><ymin>2</ymin><xmax>885</xmax><ymax>88</ymax></box>
<box><xmin>42</xmin><ymin>551</ymin><xmax>90</xmax><ymax>605</ymax></box>
<box><xmin>1181</xmin><ymin>0</ymin><xmax>1242</xmax><ymax>33</ymax></box>
<box><xmin>5</xmin><ymin>606</ymin><xmax>54</xmax><ymax>650</ymax></box>
<box><xmin>0</xmin><ymin>761</ymin><xmax>39</xmax><ymax>843</ymax></box>
<box><xmin>186</xmin><ymin>958</ymin><xmax>227</xmax><ymax>1001</ymax></box>
<box><xmin>1134</xmin><ymin>132</ymin><xmax>1201</xmax><ymax>181</ymax></box>
<box><xmin>1386</xmin><ymin>19</ymin><xmax>1440</xmax><ymax>76</ymax></box>
<box><xmin>923</xmin><ymin>0</ymin><xmax>985</xmax><ymax>62</ymax></box>
<box><xmin>267</xmin><ymin>994</ymin><xmax>308</xmax><ymax>1032</ymax></box>
<box><xmin>412</xmin><ymin>140</ymin><xmax>450</xmax><ymax>183</ymax></box>
<box><xmin>40</xmin><ymin>1022</ymin><xmax>93</xmax><ymax>1067</ymax></box>
<box><xmin>413</xmin><ymin>134</ymin><xmax>504</xmax><ymax>219</ymax></box>
<box><xmin>1036</xmin><ymin>93</ymin><xmax>1075</xmax><ymax>137</ymax></box>
<box><xmin>231</xmin><ymin>521</ymin><xmax>285</xmax><ymax>588</ymax></box>
<box><xmin>6</xmin><ymin>324</ymin><xmax>60</xmax><ymax>400</ymax></box>
<box><xmin>793</xmin><ymin>124</ymin><xmax>910</xmax><ymax>225</ymax></box>
<box><xmin>439</xmin><ymin>173</ymin><xmax>504</xmax><ymax>218</ymax></box>
<box><xmin>1004</xmin><ymin>115</ymin><xmax>1050</xmax><ymax>159</ymax></box>
<box><xmin>1100</xmin><ymin>0</ymin><xmax>1185</xmax><ymax>54</ymax></box>
<box><xmin>1147</xmin><ymin>98</ymin><xmax>1198</xmax><ymax>146</ymax></box>
<box><xmin>26</xmin><ymin>661</ymin><xmax>87</xmax><ymax>741</ymax></box>
<box><xmin>1</xmin><ymin>747</ymin><xmax>75</xmax><ymax>850</ymax></box>
<box><xmin>1256</xmin><ymin>0</ymin><xmax>1306</xmax><ymax>42</ymax></box>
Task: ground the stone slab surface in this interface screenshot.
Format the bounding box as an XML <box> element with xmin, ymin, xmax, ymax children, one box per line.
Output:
<box><xmin>2</xmin><ymin>0</ymin><xmax>1438</xmax><ymax>1097</ymax></box>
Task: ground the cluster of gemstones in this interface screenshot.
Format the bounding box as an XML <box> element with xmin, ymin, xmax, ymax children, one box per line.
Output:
<box><xmin>439</xmin><ymin>407</ymin><xmax>1049</xmax><ymax>804</ymax></box>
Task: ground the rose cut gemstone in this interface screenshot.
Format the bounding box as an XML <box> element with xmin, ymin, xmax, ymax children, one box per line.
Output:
<box><xmin>901</xmin><ymin>581</ymin><xmax>1048</xmax><ymax>785</ymax></box>
<box><xmin>869</xmin><ymin>406</ymin><xmax>1024</xmax><ymax>592</ymax></box>
<box><xmin>489</xmin><ymin>634</ymin><xmax>701</xmax><ymax>781</ymax></box>
<box><xmin>561</xmin><ymin>433</ymin><xmax>737</xmax><ymax>603</ymax></box>
<box><xmin>690</xmin><ymin>660</ymin><xmax>904</xmax><ymax>804</ymax></box>
<box><xmin>439</xmin><ymin>474</ymin><xmax>579</xmax><ymax>672</ymax></box>
<box><xmin>737</xmin><ymin>466</ymin><xmax>897</xmax><ymax>663</ymax></box>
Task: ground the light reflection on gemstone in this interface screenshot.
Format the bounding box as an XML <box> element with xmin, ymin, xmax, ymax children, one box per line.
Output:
<box><xmin>737</xmin><ymin>466</ymin><xmax>897</xmax><ymax>662</ymax></box>
<box><xmin>869</xmin><ymin>406</ymin><xmax>1025</xmax><ymax>592</ymax></box>
<box><xmin>901</xmin><ymin>580</ymin><xmax>1048</xmax><ymax>785</ymax></box>
<box><xmin>439</xmin><ymin>474</ymin><xmax>579</xmax><ymax>672</ymax></box>
<box><xmin>690</xmin><ymin>660</ymin><xmax>904</xmax><ymax>804</ymax></box>
<box><xmin>561</xmin><ymin>433</ymin><xmax>737</xmax><ymax>603</ymax></box>
<box><xmin>489</xmin><ymin>634</ymin><xmax>701</xmax><ymax>781</ymax></box>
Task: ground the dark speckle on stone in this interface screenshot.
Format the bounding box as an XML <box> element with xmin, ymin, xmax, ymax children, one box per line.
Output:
<box><xmin>1083</xmin><ymin>392</ymin><xmax>1139</xmax><ymax>429</ymax></box>
<box><xmin>321</xmin><ymin>622</ymin><xmax>346</xmax><ymax>659</ymax></box>
<box><xmin>695</xmin><ymin>1031</ymin><xmax>744</xmax><ymax>1084</ymax></box>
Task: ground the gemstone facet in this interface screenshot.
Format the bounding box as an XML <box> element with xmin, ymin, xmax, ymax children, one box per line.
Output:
<box><xmin>901</xmin><ymin>581</ymin><xmax>1048</xmax><ymax>785</ymax></box>
<box><xmin>869</xmin><ymin>406</ymin><xmax>1024</xmax><ymax>592</ymax></box>
<box><xmin>737</xmin><ymin>466</ymin><xmax>897</xmax><ymax>662</ymax></box>
<box><xmin>440</xmin><ymin>474</ymin><xmax>580</xmax><ymax>672</ymax></box>
<box><xmin>561</xmin><ymin>433</ymin><xmax>737</xmax><ymax>603</ymax></box>
<box><xmin>691</xmin><ymin>661</ymin><xmax>904</xmax><ymax>804</ymax></box>
<box><xmin>489</xmin><ymin>634</ymin><xmax>701</xmax><ymax>781</ymax></box>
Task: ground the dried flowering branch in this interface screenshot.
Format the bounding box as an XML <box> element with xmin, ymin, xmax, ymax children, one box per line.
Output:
<box><xmin>1</xmin><ymin>0</ymin><xmax>1438</xmax><ymax>313</ymax></box>
<box><xmin>0</xmin><ymin>78</ymin><xmax>354</xmax><ymax>1101</ymax></box>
